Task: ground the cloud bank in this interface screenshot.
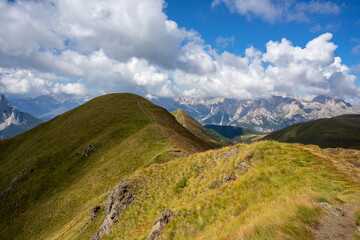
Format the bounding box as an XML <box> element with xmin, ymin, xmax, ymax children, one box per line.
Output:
<box><xmin>0</xmin><ymin>0</ymin><xmax>358</xmax><ymax>100</ymax></box>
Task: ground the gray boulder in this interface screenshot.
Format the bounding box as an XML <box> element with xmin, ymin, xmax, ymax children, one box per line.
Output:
<box><xmin>147</xmin><ymin>209</ymin><xmax>174</xmax><ymax>240</ymax></box>
<box><xmin>91</xmin><ymin>179</ymin><xmax>134</xmax><ymax>240</ymax></box>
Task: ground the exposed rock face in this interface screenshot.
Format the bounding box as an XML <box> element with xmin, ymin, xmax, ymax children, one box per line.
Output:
<box><xmin>151</xmin><ymin>95</ymin><xmax>360</xmax><ymax>134</ymax></box>
<box><xmin>214</xmin><ymin>148</ymin><xmax>239</xmax><ymax>163</ymax></box>
<box><xmin>80</xmin><ymin>205</ymin><xmax>102</xmax><ymax>233</ymax></box>
<box><xmin>315</xmin><ymin>202</ymin><xmax>344</xmax><ymax>217</ymax></box>
<box><xmin>146</xmin><ymin>209</ymin><xmax>174</xmax><ymax>240</ymax></box>
<box><xmin>221</xmin><ymin>173</ymin><xmax>237</xmax><ymax>184</ymax></box>
<box><xmin>91</xmin><ymin>179</ymin><xmax>134</xmax><ymax>240</ymax></box>
<box><xmin>0</xmin><ymin>94</ymin><xmax>42</xmax><ymax>139</ymax></box>
<box><xmin>0</xmin><ymin>167</ymin><xmax>34</xmax><ymax>198</ymax></box>
<box><xmin>236</xmin><ymin>161</ymin><xmax>250</xmax><ymax>173</ymax></box>
<box><xmin>90</xmin><ymin>206</ymin><xmax>101</xmax><ymax>221</ymax></box>
<box><xmin>79</xmin><ymin>145</ymin><xmax>95</xmax><ymax>157</ymax></box>
<box><xmin>210</xmin><ymin>172</ymin><xmax>237</xmax><ymax>189</ymax></box>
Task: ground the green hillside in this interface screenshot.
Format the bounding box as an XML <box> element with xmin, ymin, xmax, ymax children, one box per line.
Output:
<box><xmin>205</xmin><ymin>128</ymin><xmax>233</xmax><ymax>145</ymax></box>
<box><xmin>0</xmin><ymin>93</ymin><xmax>212</xmax><ymax>240</ymax></box>
<box><xmin>87</xmin><ymin>141</ymin><xmax>360</xmax><ymax>239</ymax></box>
<box><xmin>204</xmin><ymin>125</ymin><xmax>264</xmax><ymax>143</ymax></box>
<box><xmin>264</xmin><ymin>114</ymin><xmax>360</xmax><ymax>149</ymax></box>
<box><xmin>1</xmin><ymin>95</ymin><xmax>360</xmax><ymax>240</ymax></box>
<box><xmin>171</xmin><ymin>109</ymin><xmax>229</xmax><ymax>147</ymax></box>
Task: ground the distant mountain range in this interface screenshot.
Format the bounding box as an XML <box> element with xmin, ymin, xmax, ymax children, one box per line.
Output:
<box><xmin>151</xmin><ymin>95</ymin><xmax>360</xmax><ymax>133</ymax></box>
<box><xmin>0</xmin><ymin>94</ymin><xmax>42</xmax><ymax>140</ymax></box>
<box><xmin>7</xmin><ymin>94</ymin><xmax>84</xmax><ymax>120</ymax></box>
<box><xmin>4</xmin><ymin>93</ymin><xmax>360</xmax><ymax>136</ymax></box>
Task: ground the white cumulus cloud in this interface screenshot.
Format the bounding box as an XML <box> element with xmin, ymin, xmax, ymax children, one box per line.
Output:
<box><xmin>172</xmin><ymin>33</ymin><xmax>359</xmax><ymax>99</ymax></box>
<box><xmin>212</xmin><ymin>0</ymin><xmax>340</xmax><ymax>23</ymax></box>
<box><xmin>0</xmin><ymin>67</ymin><xmax>87</xmax><ymax>96</ymax></box>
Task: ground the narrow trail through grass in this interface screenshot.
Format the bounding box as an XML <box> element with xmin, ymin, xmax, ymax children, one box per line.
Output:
<box><xmin>297</xmin><ymin>144</ymin><xmax>360</xmax><ymax>239</ymax></box>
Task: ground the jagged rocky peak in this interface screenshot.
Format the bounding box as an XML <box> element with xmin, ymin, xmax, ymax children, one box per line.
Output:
<box><xmin>0</xmin><ymin>94</ymin><xmax>42</xmax><ymax>139</ymax></box>
<box><xmin>0</xmin><ymin>94</ymin><xmax>8</xmax><ymax>108</ymax></box>
<box><xmin>0</xmin><ymin>94</ymin><xmax>20</xmax><ymax>126</ymax></box>
<box><xmin>312</xmin><ymin>95</ymin><xmax>333</xmax><ymax>103</ymax></box>
<box><xmin>150</xmin><ymin>94</ymin><xmax>360</xmax><ymax>134</ymax></box>
<box><xmin>312</xmin><ymin>95</ymin><xmax>352</xmax><ymax>107</ymax></box>
<box><xmin>1</xmin><ymin>94</ymin><xmax>14</xmax><ymax>110</ymax></box>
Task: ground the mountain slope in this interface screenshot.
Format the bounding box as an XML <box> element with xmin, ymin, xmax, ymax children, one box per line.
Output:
<box><xmin>77</xmin><ymin>141</ymin><xmax>359</xmax><ymax>239</ymax></box>
<box><xmin>0</xmin><ymin>94</ymin><xmax>42</xmax><ymax>139</ymax></box>
<box><xmin>0</xmin><ymin>93</ymin><xmax>212</xmax><ymax>240</ymax></box>
<box><xmin>204</xmin><ymin>125</ymin><xmax>253</xmax><ymax>138</ymax></box>
<box><xmin>264</xmin><ymin>114</ymin><xmax>360</xmax><ymax>149</ymax></box>
<box><xmin>151</xmin><ymin>95</ymin><xmax>360</xmax><ymax>133</ymax></box>
<box><xmin>171</xmin><ymin>109</ymin><xmax>227</xmax><ymax>147</ymax></box>
<box><xmin>204</xmin><ymin>125</ymin><xmax>264</xmax><ymax>144</ymax></box>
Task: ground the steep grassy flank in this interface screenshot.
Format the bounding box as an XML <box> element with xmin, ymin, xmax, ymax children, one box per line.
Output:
<box><xmin>233</xmin><ymin>133</ymin><xmax>267</xmax><ymax>144</ymax></box>
<box><xmin>0</xmin><ymin>93</ymin><xmax>212</xmax><ymax>240</ymax></box>
<box><xmin>205</xmin><ymin>128</ymin><xmax>233</xmax><ymax>145</ymax></box>
<box><xmin>204</xmin><ymin>125</ymin><xmax>254</xmax><ymax>139</ymax></box>
<box><xmin>171</xmin><ymin>109</ymin><xmax>226</xmax><ymax>147</ymax></box>
<box><xmin>264</xmin><ymin>114</ymin><xmax>360</xmax><ymax>149</ymax></box>
<box><xmin>75</xmin><ymin>141</ymin><xmax>359</xmax><ymax>240</ymax></box>
<box><xmin>204</xmin><ymin>125</ymin><xmax>264</xmax><ymax>143</ymax></box>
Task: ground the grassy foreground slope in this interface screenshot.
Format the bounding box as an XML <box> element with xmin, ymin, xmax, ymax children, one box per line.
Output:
<box><xmin>91</xmin><ymin>141</ymin><xmax>359</xmax><ymax>240</ymax></box>
<box><xmin>264</xmin><ymin>114</ymin><xmax>360</xmax><ymax>149</ymax></box>
<box><xmin>171</xmin><ymin>109</ymin><xmax>228</xmax><ymax>147</ymax></box>
<box><xmin>0</xmin><ymin>93</ymin><xmax>212</xmax><ymax>240</ymax></box>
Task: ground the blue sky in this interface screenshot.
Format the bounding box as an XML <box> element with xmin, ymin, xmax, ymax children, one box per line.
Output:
<box><xmin>165</xmin><ymin>0</ymin><xmax>360</xmax><ymax>84</ymax></box>
<box><xmin>0</xmin><ymin>0</ymin><xmax>359</xmax><ymax>100</ymax></box>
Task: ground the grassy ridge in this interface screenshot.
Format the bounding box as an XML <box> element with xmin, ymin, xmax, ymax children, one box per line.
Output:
<box><xmin>171</xmin><ymin>109</ymin><xmax>225</xmax><ymax>148</ymax></box>
<box><xmin>0</xmin><ymin>93</ymin><xmax>212</xmax><ymax>240</ymax></box>
<box><xmin>95</xmin><ymin>141</ymin><xmax>359</xmax><ymax>240</ymax></box>
<box><xmin>264</xmin><ymin>114</ymin><xmax>360</xmax><ymax>149</ymax></box>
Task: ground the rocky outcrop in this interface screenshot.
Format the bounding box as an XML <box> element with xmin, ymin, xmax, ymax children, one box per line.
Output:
<box><xmin>214</xmin><ymin>148</ymin><xmax>239</xmax><ymax>163</ymax></box>
<box><xmin>146</xmin><ymin>209</ymin><xmax>174</xmax><ymax>240</ymax></box>
<box><xmin>210</xmin><ymin>172</ymin><xmax>237</xmax><ymax>189</ymax></box>
<box><xmin>221</xmin><ymin>173</ymin><xmax>237</xmax><ymax>184</ymax></box>
<box><xmin>90</xmin><ymin>205</ymin><xmax>101</xmax><ymax>221</ymax></box>
<box><xmin>0</xmin><ymin>167</ymin><xmax>34</xmax><ymax>199</ymax></box>
<box><xmin>315</xmin><ymin>202</ymin><xmax>344</xmax><ymax>217</ymax></box>
<box><xmin>91</xmin><ymin>179</ymin><xmax>134</xmax><ymax>240</ymax></box>
<box><xmin>79</xmin><ymin>145</ymin><xmax>95</xmax><ymax>157</ymax></box>
<box><xmin>236</xmin><ymin>161</ymin><xmax>250</xmax><ymax>173</ymax></box>
<box><xmin>80</xmin><ymin>205</ymin><xmax>102</xmax><ymax>233</ymax></box>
